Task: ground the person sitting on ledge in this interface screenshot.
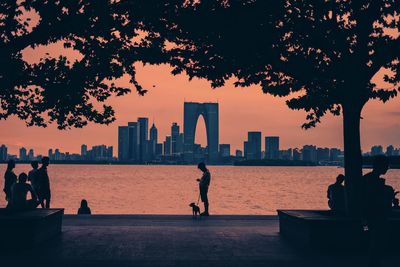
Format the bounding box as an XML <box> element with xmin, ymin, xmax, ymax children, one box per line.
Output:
<box><xmin>78</xmin><ymin>199</ymin><xmax>91</xmax><ymax>215</ymax></box>
<box><xmin>9</xmin><ymin>173</ymin><xmax>39</xmax><ymax>211</ymax></box>
<box><xmin>363</xmin><ymin>155</ymin><xmax>392</xmax><ymax>267</ymax></box>
<box><xmin>327</xmin><ymin>174</ymin><xmax>346</xmax><ymax>213</ymax></box>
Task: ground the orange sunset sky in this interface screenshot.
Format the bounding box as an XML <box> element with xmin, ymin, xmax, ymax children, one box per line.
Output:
<box><xmin>1</xmin><ymin>59</ymin><xmax>399</xmax><ymax>156</ymax></box>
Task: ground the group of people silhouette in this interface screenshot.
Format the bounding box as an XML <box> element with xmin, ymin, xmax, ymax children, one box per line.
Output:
<box><xmin>327</xmin><ymin>155</ymin><xmax>399</xmax><ymax>215</ymax></box>
<box><xmin>327</xmin><ymin>155</ymin><xmax>399</xmax><ymax>266</ymax></box>
<box><xmin>3</xmin><ymin>157</ymin><xmax>51</xmax><ymax>211</ymax></box>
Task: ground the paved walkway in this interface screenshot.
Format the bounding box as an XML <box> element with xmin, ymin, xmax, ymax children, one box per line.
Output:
<box><xmin>1</xmin><ymin>215</ymin><xmax>398</xmax><ymax>266</ymax></box>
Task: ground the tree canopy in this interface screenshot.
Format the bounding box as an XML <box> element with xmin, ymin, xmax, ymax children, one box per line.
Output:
<box><xmin>1</xmin><ymin>0</ymin><xmax>399</xmax><ymax>132</ymax></box>
<box><xmin>163</xmin><ymin>0</ymin><xmax>399</xmax><ymax>128</ymax></box>
<box><xmin>0</xmin><ymin>0</ymin><xmax>172</xmax><ymax>129</ymax></box>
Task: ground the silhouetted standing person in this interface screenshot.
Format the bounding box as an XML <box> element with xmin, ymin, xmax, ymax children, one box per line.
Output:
<box><xmin>37</xmin><ymin>157</ymin><xmax>51</xmax><ymax>208</ymax></box>
<box><xmin>363</xmin><ymin>155</ymin><xmax>392</xmax><ymax>267</ymax></box>
<box><xmin>28</xmin><ymin>160</ymin><xmax>39</xmax><ymax>193</ymax></box>
<box><xmin>327</xmin><ymin>174</ymin><xmax>346</xmax><ymax>213</ymax></box>
<box><xmin>196</xmin><ymin>162</ymin><xmax>211</xmax><ymax>216</ymax></box>
<box><xmin>3</xmin><ymin>159</ymin><xmax>17</xmax><ymax>205</ymax></box>
<box><xmin>10</xmin><ymin>173</ymin><xmax>39</xmax><ymax>210</ymax></box>
<box><xmin>78</xmin><ymin>199</ymin><xmax>91</xmax><ymax>215</ymax></box>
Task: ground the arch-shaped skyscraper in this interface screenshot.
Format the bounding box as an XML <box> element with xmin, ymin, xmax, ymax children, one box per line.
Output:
<box><xmin>183</xmin><ymin>102</ymin><xmax>219</xmax><ymax>163</ymax></box>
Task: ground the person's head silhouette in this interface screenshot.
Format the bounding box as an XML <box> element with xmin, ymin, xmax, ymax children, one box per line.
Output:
<box><xmin>336</xmin><ymin>174</ymin><xmax>345</xmax><ymax>185</ymax></box>
<box><xmin>18</xmin><ymin>173</ymin><xmax>28</xmax><ymax>183</ymax></box>
<box><xmin>372</xmin><ymin>155</ymin><xmax>389</xmax><ymax>175</ymax></box>
<box><xmin>31</xmin><ymin>161</ymin><xmax>39</xmax><ymax>169</ymax></box>
<box><xmin>7</xmin><ymin>159</ymin><xmax>15</xmax><ymax>170</ymax></box>
<box><xmin>198</xmin><ymin>162</ymin><xmax>207</xmax><ymax>172</ymax></box>
<box><xmin>41</xmin><ymin>156</ymin><xmax>50</xmax><ymax>167</ymax></box>
<box><xmin>80</xmin><ymin>199</ymin><xmax>88</xmax><ymax>208</ymax></box>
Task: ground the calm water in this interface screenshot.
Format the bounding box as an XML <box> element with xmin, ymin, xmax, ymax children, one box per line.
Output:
<box><xmin>1</xmin><ymin>165</ymin><xmax>399</xmax><ymax>215</ymax></box>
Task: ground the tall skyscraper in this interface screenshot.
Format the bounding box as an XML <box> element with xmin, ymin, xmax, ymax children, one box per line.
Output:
<box><xmin>128</xmin><ymin>122</ymin><xmax>138</xmax><ymax>160</ymax></box>
<box><xmin>177</xmin><ymin>133</ymin><xmax>184</xmax><ymax>155</ymax></box>
<box><xmin>137</xmin><ymin>117</ymin><xmax>149</xmax><ymax>161</ymax></box>
<box><xmin>149</xmin><ymin>123</ymin><xmax>158</xmax><ymax>158</ymax></box>
<box><xmin>164</xmin><ymin>136</ymin><xmax>172</xmax><ymax>156</ymax></box>
<box><xmin>118</xmin><ymin>126</ymin><xmax>130</xmax><ymax>161</ymax></box>
<box><xmin>48</xmin><ymin>149</ymin><xmax>53</xmax><ymax>160</ymax></box>
<box><xmin>265</xmin><ymin>136</ymin><xmax>279</xmax><ymax>159</ymax></box>
<box><xmin>246</xmin><ymin>132</ymin><xmax>261</xmax><ymax>160</ymax></box>
<box><xmin>28</xmin><ymin>149</ymin><xmax>34</xmax><ymax>160</ymax></box>
<box><xmin>171</xmin><ymin>122</ymin><xmax>180</xmax><ymax>156</ymax></box>
<box><xmin>183</xmin><ymin>102</ymin><xmax>219</xmax><ymax>163</ymax></box>
<box><xmin>0</xmin><ymin>145</ymin><xmax>7</xmax><ymax>161</ymax></box>
<box><xmin>19</xmin><ymin>147</ymin><xmax>27</xmax><ymax>161</ymax></box>
<box><xmin>81</xmin><ymin>144</ymin><xmax>88</xmax><ymax>158</ymax></box>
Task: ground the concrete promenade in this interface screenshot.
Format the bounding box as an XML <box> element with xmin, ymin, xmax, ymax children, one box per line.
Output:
<box><xmin>1</xmin><ymin>215</ymin><xmax>399</xmax><ymax>267</ymax></box>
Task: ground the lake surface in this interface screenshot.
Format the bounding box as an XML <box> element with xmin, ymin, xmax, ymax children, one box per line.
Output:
<box><xmin>1</xmin><ymin>165</ymin><xmax>399</xmax><ymax>214</ymax></box>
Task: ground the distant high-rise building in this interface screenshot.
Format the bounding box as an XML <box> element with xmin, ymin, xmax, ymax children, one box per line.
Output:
<box><xmin>293</xmin><ymin>148</ymin><xmax>302</xmax><ymax>161</ymax></box>
<box><xmin>177</xmin><ymin>133</ymin><xmax>184</xmax><ymax>155</ymax></box>
<box><xmin>164</xmin><ymin>136</ymin><xmax>172</xmax><ymax>156</ymax></box>
<box><xmin>118</xmin><ymin>126</ymin><xmax>130</xmax><ymax>161</ymax></box>
<box><xmin>28</xmin><ymin>149</ymin><xmax>34</xmax><ymax>160</ymax></box>
<box><xmin>386</xmin><ymin>145</ymin><xmax>394</xmax><ymax>156</ymax></box>
<box><xmin>137</xmin><ymin>118</ymin><xmax>149</xmax><ymax>161</ymax></box>
<box><xmin>128</xmin><ymin>122</ymin><xmax>138</xmax><ymax>160</ymax></box>
<box><xmin>235</xmin><ymin>150</ymin><xmax>243</xmax><ymax>158</ymax></box>
<box><xmin>48</xmin><ymin>149</ymin><xmax>53</xmax><ymax>160</ymax></box>
<box><xmin>317</xmin><ymin>147</ymin><xmax>330</xmax><ymax>162</ymax></box>
<box><xmin>244</xmin><ymin>141</ymin><xmax>248</xmax><ymax>159</ymax></box>
<box><xmin>371</xmin><ymin>145</ymin><xmax>383</xmax><ymax>156</ymax></box>
<box><xmin>81</xmin><ymin>145</ymin><xmax>88</xmax><ymax>158</ymax></box>
<box><xmin>329</xmin><ymin>148</ymin><xmax>341</xmax><ymax>161</ymax></box>
<box><xmin>149</xmin><ymin>123</ymin><xmax>158</xmax><ymax>158</ymax></box>
<box><xmin>155</xmin><ymin>143</ymin><xmax>163</xmax><ymax>158</ymax></box>
<box><xmin>265</xmin><ymin>136</ymin><xmax>279</xmax><ymax>159</ymax></box>
<box><xmin>0</xmin><ymin>145</ymin><xmax>7</xmax><ymax>161</ymax></box>
<box><xmin>246</xmin><ymin>132</ymin><xmax>261</xmax><ymax>160</ymax></box>
<box><xmin>302</xmin><ymin>145</ymin><xmax>317</xmax><ymax>162</ymax></box>
<box><xmin>107</xmin><ymin>146</ymin><xmax>113</xmax><ymax>159</ymax></box>
<box><xmin>219</xmin><ymin>144</ymin><xmax>231</xmax><ymax>159</ymax></box>
<box><xmin>150</xmin><ymin>123</ymin><xmax>158</xmax><ymax>144</ymax></box>
<box><xmin>19</xmin><ymin>147</ymin><xmax>27</xmax><ymax>161</ymax></box>
<box><xmin>171</xmin><ymin>122</ymin><xmax>180</xmax><ymax>156</ymax></box>
<box><xmin>183</xmin><ymin>102</ymin><xmax>219</xmax><ymax>163</ymax></box>
<box><xmin>280</xmin><ymin>149</ymin><xmax>292</xmax><ymax>160</ymax></box>
<box><xmin>54</xmin><ymin>149</ymin><xmax>61</xmax><ymax>160</ymax></box>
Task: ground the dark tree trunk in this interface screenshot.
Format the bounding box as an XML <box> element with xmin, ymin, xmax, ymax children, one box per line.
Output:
<box><xmin>342</xmin><ymin>103</ymin><xmax>364</xmax><ymax>217</ymax></box>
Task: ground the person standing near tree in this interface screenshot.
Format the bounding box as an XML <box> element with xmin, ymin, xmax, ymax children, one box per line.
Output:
<box><xmin>196</xmin><ymin>162</ymin><xmax>211</xmax><ymax>216</ymax></box>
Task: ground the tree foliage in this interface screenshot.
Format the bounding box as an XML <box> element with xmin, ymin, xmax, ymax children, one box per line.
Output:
<box><xmin>0</xmin><ymin>0</ymin><xmax>170</xmax><ymax>129</ymax></box>
<box><xmin>163</xmin><ymin>0</ymin><xmax>399</xmax><ymax>128</ymax></box>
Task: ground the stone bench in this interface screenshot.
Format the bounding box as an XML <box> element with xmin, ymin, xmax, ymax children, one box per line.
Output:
<box><xmin>277</xmin><ymin>209</ymin><xmax>400</xmax><ymax>250</ymax></box>
<box><xmin>0</xmin><ymin>208</ymin><xmax>64</xmax><ymax>248</ymax></box>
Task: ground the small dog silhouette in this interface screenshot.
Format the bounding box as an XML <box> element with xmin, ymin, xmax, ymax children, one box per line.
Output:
<box><xmin>189</xmin><ymin>202</ymin><xmax>200</xmax><ymax>218</ymax></box>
